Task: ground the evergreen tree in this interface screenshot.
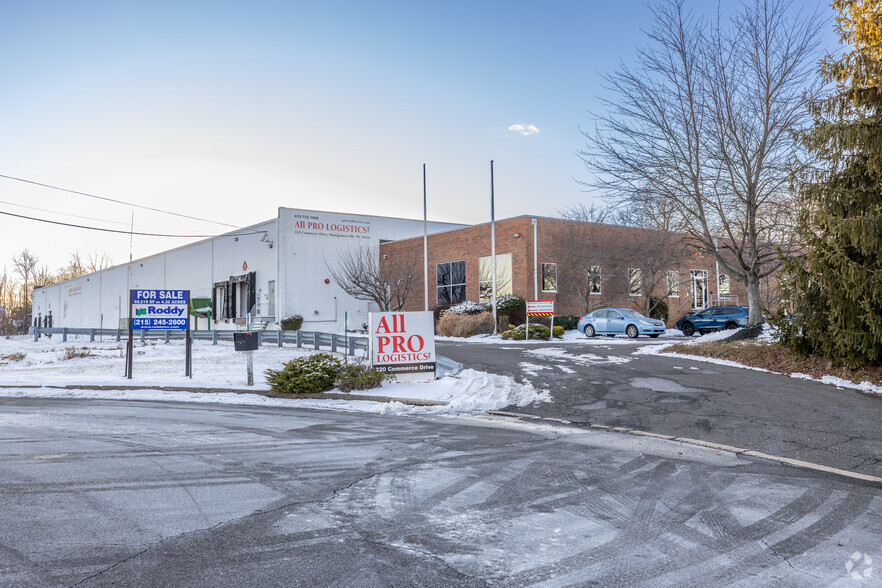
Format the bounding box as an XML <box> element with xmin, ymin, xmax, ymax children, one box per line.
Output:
<box><xmin>783</xmin><ymin>0</ymin><xmax>882</xmax><ymax>366</ymax></box>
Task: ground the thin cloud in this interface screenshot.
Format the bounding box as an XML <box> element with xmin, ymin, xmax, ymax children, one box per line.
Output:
<box><xmin>508</xmin><ymin>124</ymin><xmax>540</xmax><ymax>136</ymax></box>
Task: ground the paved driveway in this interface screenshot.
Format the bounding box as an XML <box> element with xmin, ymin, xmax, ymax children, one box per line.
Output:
<box><xmin>438</xmin><ymin>339</ymin><xmax>882</xmax><ymax>479</ymax></box>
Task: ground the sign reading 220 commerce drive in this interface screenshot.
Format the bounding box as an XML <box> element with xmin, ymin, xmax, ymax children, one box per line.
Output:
<box><xmin>131</xmin><ymin>290</ymin><xmax>189</xmax><ymax>330</ymax></box>
<box><xmin>369</xmin><ymin>311</ymin><xmax>435</xmax><ymax>379</ymax></box>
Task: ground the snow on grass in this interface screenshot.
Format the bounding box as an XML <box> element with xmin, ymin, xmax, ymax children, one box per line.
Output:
<box><xmin>438</xmin><ymin>328</ymin><xmax>679</xmax><ymax>345</ymax></box>
<box><xmin>0</xmin><ymin>336</ymin><xmax>552</xmax><ymax>415</ymax></box>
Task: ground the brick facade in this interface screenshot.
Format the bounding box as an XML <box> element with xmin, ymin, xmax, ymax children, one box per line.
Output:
<box><xmin>381</xmin><ymin>216</ymin><xmax>752</xmax><ymax>326</ymax></box>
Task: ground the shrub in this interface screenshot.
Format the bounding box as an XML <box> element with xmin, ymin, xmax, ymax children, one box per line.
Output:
<box><xmin>437</xmin><ymin>312</ymin><xmax>495</xmax><ymax>337</ymax></box>
<box><xmin>508</xmin><ymin>324</ymin><xmax>551</xmax><ymax>341</ymax></box>
<box><xmin>280</xmin><ymin>315</ymin><xmax>304</xmax><ymax>331</ymax></box>
<box><xmin>265</xmin><ymin>352</ymin><xmax>342</xmax><ymax>393</ymax></box>
<box><xmin>1</xmin><ymin>352</ymin><xmax>25</xmax><ymax>361</ymax></box>
<box><xmin>552</xmin><ymin>326</ymin><xmax>564</xmax><ymax>338</ymax></box>
<box><xmin>554</xmin><ymin>315</ymin><xmax>581</xmax><ymax>331</ymax></box>
<box><xmin>648</xmin><ymin>297</ymin><xmax>669</xmax><ymax>322</ymax></box>
<box><xmin>501</xmin><ymin>331</ymin><xmax>512</xmax><ymax>340</ymax></box>
<box><xmin>495</xmin><ymin>295</ymin><xmax>525</xmax><ymax>311</ymax></box>
<box><xmin>62</xmin><ymin>347</ymin><xmax>92</xmax><ymax>360</ymax></box>
<box><xmin>336</xmin><ymin>362</ymin><xmax>386</xmax><ymax>392</ymax></box>
<box><xmin>444</xmin><ymin>300</ymin><xmax>490</xmax><ymax>315</ymax></box>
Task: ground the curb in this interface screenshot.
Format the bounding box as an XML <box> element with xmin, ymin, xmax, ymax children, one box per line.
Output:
<box><xmin>0</xmin><ymin>384</ymin><xmax>448</xmax><ymax>407</ymax></box>
<box><xmin>487</xmin><ymin>410</ymin><xmax>882</xmax><ymax>485</ymax></box>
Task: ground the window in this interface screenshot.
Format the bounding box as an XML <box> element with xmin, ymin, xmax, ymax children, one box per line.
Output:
<box><xmin>478</xmin><ymin>253</ymin><xmax>512</xmax><ymax>302</ymax></box>
<box><xmin>436</xmin><ymin>261</ymin><xmax>466</xmax><ymax>304</ymax></box>
<box><xmin>542</xmin><ymin>263</ymin><xmax>557</xmax><ymax>292</ymax></box>
<box><xmin>690</xmin><ymin>269</ymin><xmax>708</xmax><ymax>308</ymax></box>
<box><xmin>719</xmin><ymin>274</ymin><xmax>730</xmax><ymax>295</ymax></box>
<box><xmin>667</xmin><ymin>271</ymin><xmax>679</xmax><ymax>297</ymax></box>
<box><xmin>588</xmin><ymin>265</ymin><xmax>601</xmax><ymax>294</ymax></box>
<box><xmin>628</xmin><ymin>268</ymin><xmax>642</xmax><ymax>296</ymax></box>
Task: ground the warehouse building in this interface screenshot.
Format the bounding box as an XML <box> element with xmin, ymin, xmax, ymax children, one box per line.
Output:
<box><xmin>32</xmin><ymin>208</ymin><xmax>465</xmax><ymax>332</ymax></box>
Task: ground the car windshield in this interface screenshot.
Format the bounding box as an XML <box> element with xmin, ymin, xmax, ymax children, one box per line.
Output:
<box><xmin>619</xmin><ymin>310</ymin><xmax>645</xmax><ymax>318</ymax></box>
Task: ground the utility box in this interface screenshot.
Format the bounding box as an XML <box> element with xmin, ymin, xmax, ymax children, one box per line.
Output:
<box><xmin>233</xmin><ymin>332</ymin><xmax>258</xmax><ymax>351</ymax></box>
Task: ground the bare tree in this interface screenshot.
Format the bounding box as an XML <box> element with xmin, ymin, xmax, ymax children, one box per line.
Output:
<box><xmin>12</xmin><ymin>249</ymin><xmax>38</xmax><ymax>316</ymax></box>
<box><xmin>329</xmin><ymin>247</ymin><xmax>415</xmax><ymax>312</ymax></box>
<box><xmin>580</xmin><ymin>0</ymin><xmax>822</xmax><ymax>325</ymax></box>
<box><xmin>86</xmin><ymin>251</ymin><xmax>113</xmax><ymax>273</ymax></box>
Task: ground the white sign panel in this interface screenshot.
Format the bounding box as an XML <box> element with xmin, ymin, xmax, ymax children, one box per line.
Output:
<box><xmin>369</xmin><ymin>311</ymin><xmax>435</xmax><ymax>380</ymax></box>
<box><xmin>526</xmin><ymin>300</ymin><xmax>554</xmax><ymax>315</ymax></box>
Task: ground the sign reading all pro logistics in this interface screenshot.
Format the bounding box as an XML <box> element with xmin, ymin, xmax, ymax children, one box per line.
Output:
<box><xmin>131</xmin><ymin>290</ymin><xmax>189</xmax><ymax>330</ymax></box>
<box><xmin>369</xmin><ymin>311</ymin><xmax>435</xmax><ymax>380</ymax></box>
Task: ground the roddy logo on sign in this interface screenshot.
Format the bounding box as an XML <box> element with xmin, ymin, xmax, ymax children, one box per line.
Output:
<box><xmin>369</xmin><ymin>311</ymin><xmax>435</xmax><ymax>380</ymax></box>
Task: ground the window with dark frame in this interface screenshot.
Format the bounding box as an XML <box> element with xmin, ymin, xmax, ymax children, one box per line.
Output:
<box><xmin>542</xmin><ymin>263</ymin><xmax>557</xmax><ymax>292</ymax></box>
<box><xmin>436</xmin><ymin>261</ymin><xmax>466</xmax><ymax>304</ymax></box>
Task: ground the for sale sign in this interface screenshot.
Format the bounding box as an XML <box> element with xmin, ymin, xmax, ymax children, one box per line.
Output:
<box><xmin>131</xmin><ymin>290</ymin><xmax>189</xmax><ymax>330</ymax></box>
<box><xmin>369</xmin><ymin>311</ymin><xmax>435</xmax><ymax>381</ymax></box>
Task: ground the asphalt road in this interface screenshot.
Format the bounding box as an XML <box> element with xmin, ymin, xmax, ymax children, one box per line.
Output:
<box><xmin>438</xmin><ymin>338</ymin><xmax>882</xmax><ymax>479</ymax></box>
<box><xmin>2</xmin><ymin>398</ymin><xmax>880</xmax><ymax>586</ymax></box>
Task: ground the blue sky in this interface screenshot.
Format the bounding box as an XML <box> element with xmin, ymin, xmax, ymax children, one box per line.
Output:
<box><xmin>0</xmin><ymin>1</ymin><xmax>837</xmax><ymax>270</ymax></box>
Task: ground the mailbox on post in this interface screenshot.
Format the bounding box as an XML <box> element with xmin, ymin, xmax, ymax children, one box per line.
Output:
<box><xmin>233</xmin><ymin>332</ymin><xmax>259</xmax><ymax>385</ymax></box>
<box><xmin>233</xmin><ymin>332</ymin><xmax>258</xmax><ymax>352</ymax></box>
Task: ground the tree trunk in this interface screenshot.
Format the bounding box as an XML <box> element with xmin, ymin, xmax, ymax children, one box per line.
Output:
<box><xmin>746</xmin><ymin>273</ymin><xmax>764</xmax><ymax>326</ymax></box>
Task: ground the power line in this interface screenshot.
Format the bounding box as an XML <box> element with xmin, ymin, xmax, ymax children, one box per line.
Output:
<box><xmin>0</xmin><ymin>209</ymin><xmax>267</xmax><ymax>238</ymax></box>
<box><xmin>0</xmin><ymin>173</ymin><xmax>240</xmax><ymax>228</ymax></box>
<box><xmin>0</xmin><ymin>198</ymin><xmax>131</xmax><ymax>227</ymax></box>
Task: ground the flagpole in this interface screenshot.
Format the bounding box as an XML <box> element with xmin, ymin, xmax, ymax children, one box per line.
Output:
<box><xmin>490</xmin><ymin>160</ymin><xmax>497</xmax><ymax>335</ymax></box>
<box><xmin>423</xmin><ymin>164</ymin><xmax>429</xmax><ymax>312</ymax></box>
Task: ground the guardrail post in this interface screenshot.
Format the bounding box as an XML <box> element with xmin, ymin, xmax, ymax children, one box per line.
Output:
<box><xmin>90</xmin><ymin>329</ymin><xmax>95</xmax><ymax>342</ymax></box>
<box><xmin>62</xmin><ymin>328</ymin><xmax>68</xmax><ymax>342</ymax></box>
<box><xmin>313</xmin><ymin>332</ymin><xmax>319</xmax><ymax>350</ymax></box>
<box><xmin>116</xmin><ymin>329</ymin><xmax>121</xmax><ymax>342</ymax></box>
<box><xmin>33</xmin><ymin>327</ymin><xmax>39</xmax><ymax>342</ymax></box>
<box><xmin>257</xmin><ymin>331</ymin><xmax>262</xmax><ymax>347</ymax></box>
<box><xmin>140</xmin><ymin>330</ymin><xmax>146</xmax><ymax>343</ymax></box>
<box><xmin>212</xmin><ymin>329</ymin><xmax>218</xmax><ymax>345</ymax></box>
<box><xmin>296</xmin><ymin>330</ymin><xmax>302</xmax><ymax>348</ymax></box>
<box><xmin>278</xmin><ymin>330</ymin><xmax>283</xmax><ymax>347</ymax></box>
<box><xmin>349</xmin><ymin>337</ymin><xmax>356</xmax><ymax>355</ymax></box>
<box><xmin>331</xmin><ymin>333</ymin><xmax>337</xmax><ymax>353</ymax></box>
<box><xmin>164</xmin><ymin>330</ymin><xmax>170</xmax><ymax>344</ymax></box>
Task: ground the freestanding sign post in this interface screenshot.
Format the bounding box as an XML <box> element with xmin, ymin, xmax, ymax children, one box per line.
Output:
<box><xmin>369</xmin><ymin>311</ymin><xmax>435</xmax><ymax>382</ymax></box>
<box><xmin>126</xmin><ymin>289</ymin><xmax>191</xmax><ymax>379</ymax></box>
<box><xmin>526</xmin><ymin>300</ymin><xmax>554</xmax><ymax>339</ymax></box>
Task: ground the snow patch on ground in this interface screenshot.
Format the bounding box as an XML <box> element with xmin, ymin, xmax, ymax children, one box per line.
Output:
<box><xmin>524</xmin><ymin>347</ymin><xmax>631</xmax><ymax>365</ymax></box>
<box><xmin>0</xmin><ymin>336</ymin><xmax>552</xmax><ymax>414</ymax></box>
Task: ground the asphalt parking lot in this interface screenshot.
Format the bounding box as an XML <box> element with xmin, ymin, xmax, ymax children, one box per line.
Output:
<box><xmin>2</xmin><ymin>398</ymin><xmax>880</xmax><ymax>586</ymax></box>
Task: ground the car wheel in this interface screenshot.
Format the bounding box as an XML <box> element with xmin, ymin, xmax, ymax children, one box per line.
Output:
<box><xmin>583</xmin><ymin>325</ymin><xmax>595</xmax><ymax>337</ymax></box>
<box><xmin>725</xmin><ymin>322</ymin><xmax>738</xmax><ymax>330</ymax></box>
<box><xmin>649</xmin><ymin>334</ymin><xmax>660</xmax><ymax>338</ymax></box>
<box><xmin>626</xmin><ymin>325</ymin><xmax>639</xmax><ymax>339</ymax></box>
<box><xmin>681</xmin><ymin>322</ymin><xmax>695</xmax><ymax>336</ymax></box>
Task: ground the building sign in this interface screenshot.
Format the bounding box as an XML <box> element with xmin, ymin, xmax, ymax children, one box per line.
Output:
<box><xmin>67</xmin><ymin>282</ymin><xmax>82</xmax><ymax>297</ymax></box>
<box><xmin>526</xmin><ymin>300</ymin><xmax>554</xmax><ymax>316</ymax></box>
<box><xmin>131</xmin><ymin>290</ymin><xmax>189</xmax><ymax>330</ymax></box>
<box><xmin>292</xmin><ymin>212</ymin><xmax>371</xmax><ymax>241</ymax></box>
<box><xmin>369</xmin><ymin>311</ymin><xmax>435</xmax><ymax>379</ymax></box>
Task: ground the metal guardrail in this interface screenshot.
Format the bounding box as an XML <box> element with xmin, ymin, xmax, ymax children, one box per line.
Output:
<box><xmin>31</xmin><ymin>327</ymin><xmax>369</xmax><ymax>355</ymax></box>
